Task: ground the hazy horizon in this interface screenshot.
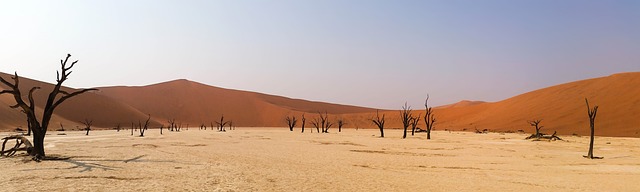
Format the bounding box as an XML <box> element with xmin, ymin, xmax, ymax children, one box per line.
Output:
<box><xmin>1</xmin><ymin>0</ymin><xmax>639</xmax><ymax>109</ymax></box>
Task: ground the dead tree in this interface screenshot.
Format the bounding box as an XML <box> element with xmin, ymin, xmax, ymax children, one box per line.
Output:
<box><xmin>584</xmin><ymin>98</ymin><xmax>602</xmax><ymax>159</ymax></box>
<box><xmin>139</xmin><ymin>114</ymin><xmax>151</xmax><ymax>137</ymax></box>
<box><xmin>285</xmin><ymin>115</ymin><xmax>298</xmax><ymax>131</ymax></box>
<box><xmin>229</xmin><ymin>121</ymin><xmax>234</xmax><ymax>130</ymax></box>
<box><xmin>525</xmin><ymin>119</ymin><xmax>544</xmax><ymax>139</ymax></box>
<box><xmin>0</xmin><ymin>54</ymin><xmax>96</xmax><ymax>160</ymax></box>
<box><xmin>424</xmin><ymin>95</ymin><xmax>437</xmax><ymax>140</ymax></box>
<box><xmin>58</xmin><ymin>122</ymin><xmax>65</xmax><ymax>132</ymax></box>
<box><xmin>168</xmin><ymin>119</ymin><xmax>176</xmax><ymax>132</ymax></box>
<box><xmin>311</xmin><ymin>118</ymin><xmax>321</xmax><ymax>133</ymax></box>
<box><xmin>210</xmin><ymin>122</ymin><xmax>215</xmax><ymax>131</ymax></box>
<box><xmin>337</xmin><ymin>118</ymin><xmax>346</xmax><ymax>132</ymax></box>
<box><xmin>317</xmin><ymin>112</ymin><xmax>332</xmax><ymax>133</ymax></box>
<box><xmin>25</xmin><ymin>116</ymin><xmax>32</xmax><ymax>136</ymax></box>
<box><xmin>400</xmin><ymin>103</ymin><xmax>412</xmax><ymax>139</ymax></box>
<box><xmin>410</xmin><ymin>113</ymin><xmax>420</xmax><ymax>136</ymax></box>
<box><xmin>371</xmin><ymin>110</ymin><xmax>386</xmax><ymax>137</ymax></box>
<box><xmin>131</xmin><ymin>122</ymin><xmax>134</xmax><ymax>136</ymax></box>
<box><xmin>160</xmin><ymin>125</ymin><xmax>164</xmax><ymax>135</ymax></box>
<box><xmin>82</xmin><ymin>119</ymin><xmax>93</xmax><ymax>136</ymax></box>
<box><xmin>300</xmin><ymin>113</ymin><xmax>307</xmax><ymax>133</ymax></box>
<box><xmin>1</xmin><ymin>135</ymin><xmax>34</xmax><ymax>157</ymax></box>
<box><xmin>216</xmin><ymin>114</ymin><xmax>229</xmax><ymax>132</ymax></box>
<box><xmin>115</xmin><ymin>124</ymin><xmax>121</xmax><ymax>132</ymax></box>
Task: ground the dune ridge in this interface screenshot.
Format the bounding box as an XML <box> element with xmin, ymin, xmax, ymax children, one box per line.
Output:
<box><xmin>1</xmin><ymin>72</ymin><xmax>638</xmax><ymax>137</ymax></box>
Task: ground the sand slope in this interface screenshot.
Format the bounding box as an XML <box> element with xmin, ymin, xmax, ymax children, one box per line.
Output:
<box><xmin>2</xmin><ymin>72</ymin><xmax>639</xmax><ymax>137</ymax></box>
<box><xmin>95</xmin><ymin>79</ymin><xmax>377</xmax><ymax>127</ymax></box>
<box><xmin>433</xmin><ymin>72</ymin><xmax>640</xmax><ymax>137</ymax></box>
<box><xmin>0</xmin><ymin>72</ymin><xmax>159</xmax><ymax>130</ymax></box>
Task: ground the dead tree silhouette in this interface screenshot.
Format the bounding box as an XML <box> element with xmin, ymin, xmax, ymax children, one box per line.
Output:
<box><xmin>584</xmin><ymin>98</ymin><xmax>602</xmax><ymax>159</ymax></box>
<box><xmin>301</xmin><ymin>113</ymin><xmax>307</xmax><ymax>133</ymax></box>
<box><xmin>286</xmin><ymin>115</ymin><xmax>297</xmax><ymax>131</ymax></box>
<box><xmin>371</xmin><ymin>110</ymin><xmax>386</xmax><ymax>137</ymax></box>
<box><xmin>337</xmin><ymin>118</ymin><xmax>347</xmax><ymax>132</ymax></box>
<box><xmin>527</xmin><ymin>119</ymin><xmax>544</xmax><ymax>139</ymax></box>
<box><xmin>139</xmin><ymin>114</ymin><xmax>151</xmax><ymax>137</ymax></box>
<box><xmin>216</xmin><ymin>114</ymin><xmax>229</xmax><ymax>132</ymax></box>
<box><xmin>410</xmin><ymin>113</ymin><xmax>421</xmax><ymax>136</ymax></box>
<box><xmin>115</xmin><ymin>124</ymin><xmax>121</xmax><ymax>132</ymax></box>
<box><xmin>168</xmin><ymin>119</ymin><xmax>176</xmax><ymax>132</ymax></box>
<box><xmin>317</xmin><ymin>112</ymin><xmax>332</xmax><ymax>133</ymax></box>
<box><xmin>311</xmin><ymin>118</ymin><xmax>320</xmax><ymax>133</ymax></box>
<box><xmin>526</xmin><ymin>119</ymin><xmax>544</xmax><ymax>139</ymax></box>
<box><xmin>81</xmin><ymin>119</ymin><xmax>93</xmax><ymax>136</ymax></box>
<box><xmin>424</xmin><ymin>95</ymin><xmax>437</xmax><ymax>140</ymax></box>
<box><xmin>0</xmin><ymin>54</ymin><xmax>96</xmax><ymax>161</ymax></box>
<box><xmin>525</xmin><ymin>119</ymin><xmax>562</xmax><ymax>141</ymax></box>
<box><xmin>400</xmin><ymin>103</ymin><xmax>412</xmax><ymax>139</ymax></box>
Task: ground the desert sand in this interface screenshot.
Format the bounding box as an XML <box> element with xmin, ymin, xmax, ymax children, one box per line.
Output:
<box><xmin>2</xmin><ymin>128</ymin><xmax>639</xmax><ymax>191</ymax></box>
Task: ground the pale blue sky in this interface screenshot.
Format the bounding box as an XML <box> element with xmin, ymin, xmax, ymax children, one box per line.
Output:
<box><xmin>1</xmin><ymin>0</ymin><xmax>639</xmax><ymax>109</ymax></box>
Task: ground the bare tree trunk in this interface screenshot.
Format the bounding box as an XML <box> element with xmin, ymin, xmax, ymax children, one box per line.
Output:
<box><xmin>371</xmin><ymin>110</ymin><xmax>385</xmax><ymax>138</ymax></box>
<box><xmin>424</xmin><ymin>95</ymin><xmax>437</xmax><ymax>140</ymax></box>
<box><xmin>400</xmin><ymin>103</ymin><xmax>412</xmax><ymax>139</ymax></box>
<box><xmin>584</xmin><ymin>98</ymin><xmax>600</xmax><ymax>159</ymax></box>
<box><xmin>301</xmin><ymin>113</ymin><xmax>306</xmax><ymax>133</ymax></box>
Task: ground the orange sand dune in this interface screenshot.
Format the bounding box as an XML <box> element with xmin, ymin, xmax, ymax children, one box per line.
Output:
<box><xmin>0</xmin><ymin>72</ymin><xmax>159</xmax><ymax>130</ymax></box>
<box><xmin>2</xmin><ymin>72</ymin><xmax>639</xmax><ymax>137</ymax></box>
<box><xmin>333</xmin><ymin>73</ymin><xmax>640</xmax><ymax>138</ymax></box>
<box><xmin>95</xmin><ymin>79</ymin><xmax>378</xmax><ymax>127</ymax></box>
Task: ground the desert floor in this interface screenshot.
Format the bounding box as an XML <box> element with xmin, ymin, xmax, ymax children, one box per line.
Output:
<box><xmin>1</xmin><ymin>128</ymin><xmax>639</xmax><ymax>191</ymax></box>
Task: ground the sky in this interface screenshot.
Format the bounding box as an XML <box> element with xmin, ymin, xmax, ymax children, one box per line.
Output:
<box><xmin>1</xmin><ymin>0</ymin><xmax>639</xmax><ymax>109</ymax></box>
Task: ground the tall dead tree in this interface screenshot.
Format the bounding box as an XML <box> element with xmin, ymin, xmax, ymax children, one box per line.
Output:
<box><xmin>81</xmin><ymin>119</ymin><xmax>93</xmax><ymax>136</ymax></box>
<box><xmin>160</xmin><ymin>125</ymin><xmax>164</xmax><ymax>135</ymax></box>
<box><xmin>584</xmin><ymin>98</ymin><xmax>602</xmax><ymax>159</ymax></box>
<box><xmin>424</xmin><ymin>95</ymin><xmax>437</xmax><ymax>140</ymax></box>
<box><xmin>139</xmin><ymin>114</ymin><xmax>151</xmax><ymax>137</ymax></box>
<box><xmin>301</xmin><ymin>113</ymin><xmax>306</xmax><ymax>133</ymax></box>
<box><xmin>131</xmin><ymin>122</ymin><xmax>134</xmax><ymax>135</ymax></box>
<box><xmin>371</xmin><ymin>110</ymin><xmax>386</xmax><ymax>138</ymax></box>
<box><xmin>410</xmin><ymin>113</ymin><xmax>421</xmax><ymax>136</ymax></box>
<box><xmin>285</xmin><ymin>115</ymin><xmax>297</xmax><ymax>131</ymax></box>
<box><xmin>0</xmin><ymin>54</ymin><xmax>96</xmax><ymax>160</ymax></box>
<box><xmin>59</xmin><ymin>122</ymin><xmax>65</xmax><ymax>132</ymax></box>
<box><xmin>400</xmin><ymin>103</ymin><xmax>412</xmax><ymax>139</ymax></box>
<box><xmin>216</xmin><ymin>114</ymin><xmax>229</xmax><ymax>132</ymax></box>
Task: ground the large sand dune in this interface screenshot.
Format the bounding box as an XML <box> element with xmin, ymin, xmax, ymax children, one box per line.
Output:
<box><xmin>1</xmin><ymin>129</ymin><xmax>638</xmax><ymax>191</ymax></box>
<box><xmin>1</xmin><ymin>72</ymin><xmax>639</xmax><ymax>137</ymax></box>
